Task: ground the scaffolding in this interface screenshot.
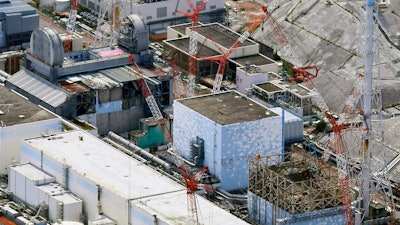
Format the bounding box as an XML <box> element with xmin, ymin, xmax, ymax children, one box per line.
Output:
<box><xmin>248</xmin><ymin>149</ymin><xmax>343</xmax><ymax>215</ymax></box>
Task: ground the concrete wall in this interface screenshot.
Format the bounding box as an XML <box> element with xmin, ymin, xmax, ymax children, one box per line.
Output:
<box><xmin>236</xmin><ymin>68</ymin><xmax>269</xmax><ymax>94</ymax></box>
<box><xmin>248</xmin><ymin>192</ymin><xmax>346</xmax><ymax>225</ymax></box>
<box><xmin>20</xmin><ymin>144</ymin><xmax>127</xmax><ymax>224</ymax></box>
<box><xmin>173</xmin><ymin>99</ymin><xmax>282</xmax><ymax>191</ymax></box>
<box><xmin>0</xmin><ymin>118</ymin><xmax>62</xmax><ymax>175</ymax></box>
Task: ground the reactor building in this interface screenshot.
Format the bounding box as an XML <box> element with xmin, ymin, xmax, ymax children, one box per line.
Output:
<box><xmin>173</xmin><ymin>91</ymin><xmax>283</xmax><ymax>191</ymax></box>
<box><xmin>5</xmin><ymin>15</ymin><xmax>173</xmax><ymax>135</ymax></box>
<box><xmin>18</xmin><ymin>130</ymin><xmax>252</xmax><ymax>225</ymax></box>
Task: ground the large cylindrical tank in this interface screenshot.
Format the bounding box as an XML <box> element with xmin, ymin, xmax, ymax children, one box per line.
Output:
<box><xmin>30</xmin><ymin>27</ymin><xmax>64</xmax><ymax>66</ymax></box>
<box><xmin>54</xmin><ymin>0</ymin><xmax>70</xmax><ymax>12</ymax></box>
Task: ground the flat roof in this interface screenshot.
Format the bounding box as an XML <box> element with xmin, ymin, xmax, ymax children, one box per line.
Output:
<box><xmin>177</xmin><ymin>91</ymin><xmax>278</xmax><ymax>125</ymax></box>
<box><xmin>197</xmin><ymin>23</ymin><xmax>255</xmax><ymax>49</ymax></box>
<box><xmin>168</xmin><ymin>23</ymin><xmax>191</xmax><ymax>36</ymax></box>
<box><xmin>9</xmin><ymin>163</ymin><xmax>54</xmax><ymax>182</ymax></box>
<box><xmin>255</xmin><ymin>82</ymin><xmax>284</xmax><ymax>93</ymax></box>
<box><xmin>24</xmin><ymin>130</ymin><xmax>250</xmax><ymax>225</ymax></box>
<box><xmin>165</xmin><ymin>38</ymin><xmax>220</xmax><ymax>57</ymax></box>
<box><xmin>233</xmin><ymin>54</ymin><xmax>276</xmax><ymax>67</ymax></box>
<box><xmin>0</xmin><ymin>85</ymin><xmax>58</xmax><ymax>126</ymax></box>
<box><xmin>132</xmin><ymin>190</ymin><xmax>249</xmax><ymax>225</ymax></box>
<box><xmin>24</xmin><ymin>130</ymin><xmax>183</xmax><ymax>200</ymax></box>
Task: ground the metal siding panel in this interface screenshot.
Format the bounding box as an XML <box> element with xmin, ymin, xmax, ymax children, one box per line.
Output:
<box><xmin>5</xmin><ymin>13</ymin><xmax>21</xmax><ymax>34</ymax></box>
<box><xmin>21</xmin><ymin>14</ymin><xmax>38</xmax><ymax>33</ymax></box>
<box><xmin>15</xmin><ymin>170</ymin><xmax>26</xmax><ymax>202</ymax></box>
<box><xmin>68</xmin><ymin>170</ymin><xmax>99</xmax><ymax>222</ymax></box>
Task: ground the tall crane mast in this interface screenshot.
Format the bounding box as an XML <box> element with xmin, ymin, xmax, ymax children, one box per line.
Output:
<box><xmin>294</xmin><ymin>67</ymin><xmax>356</xmax><ymax>225</ymax></box>
<box><xmin>178</xmin><ymin>164</ymin><xmax>214</xmax><ymax>225</ymax></box>
<box><xmin>170</xmin><ymin>59</ymin><xmax>185</xmax><ymax>99</ymax></box>
<box><xmin>176</xmin><ymin>0</ymin><xmax>208</xmax><ymax>97</ymax></box>
<box><xmin>200</xmin><ymin>14</ymin><xmax>265</xmax><ymax>93</ymax></box>
<box><xmin>66</xmin><ymin>0</ymin><xmax>79</xmax><ymax>34</ymax></box>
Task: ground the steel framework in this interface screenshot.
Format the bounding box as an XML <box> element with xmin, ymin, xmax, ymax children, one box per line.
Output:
<box><xmin>248</xmin><ymin>150</ymin><xmax>343</xmax><ymax>215</ymax></box>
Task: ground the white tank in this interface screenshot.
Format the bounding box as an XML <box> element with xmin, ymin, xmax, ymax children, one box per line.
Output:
<box><xmin>54</xmin><ymin>0</ymin><xmax>70</xmax><ymax>12</ymax></box>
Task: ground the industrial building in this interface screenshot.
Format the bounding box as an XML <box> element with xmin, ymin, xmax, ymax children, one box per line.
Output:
<box><xmin>248</xmin><ymin>150</ymin><xmax>346</xmax><ymax>225</ymax></box>
<box><xmin>173</xmin><ymin>91</ymin><xmax>284</xmax><ymax>191</ymax></box>
<box><xmin>8</xmin><ymin>163</ymin><xmax>83</xmax><ymax>223</ymax></box>
<box><xmin>19</xmin><ymin>130</ymin><xmax>251</xmax><ymax>225</ymax></box>
<box><xmin>0</xmin><ymin>0</ymin><xmax>39</xmax><ymax>50</ymax></box>
<box><xmin>250</xmin><ymin>78</ymin><xmax>315</xmax><ymax>117</ymax></box>
<box><xmin>164</xmin><ymin>22</ymin><xmax>280</xmax><ymax>89</ymax></box>
<box><xmin>76</xmin><ymin>0</ymin><xmax>225</xmax><ymax>39</ymax></box>
<box><xmin>0</xmin><ymin>85</ymin><xmax>63</xmax><ymax>175</ymax></box>
<box><xmin>5</xmin><ymin>17</ymin><xmax>173</xmax><ymax>135</ymax></box>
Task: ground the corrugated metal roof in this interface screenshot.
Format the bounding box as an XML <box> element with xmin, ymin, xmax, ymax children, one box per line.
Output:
<box><xmin>100</xmin><ymin>67</ymin><xmax>139</xmax><ymax>83</ymax></box>
<box><xmin>7</xmin><ymin>69</ymin><xmax>68</xmax><ymax>107</ymax></box>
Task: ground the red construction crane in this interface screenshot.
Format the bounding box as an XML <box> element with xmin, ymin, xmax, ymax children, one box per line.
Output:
<box><xmin>170</xmin><ymin>59</ymin><xmax>185</xmax><ymax>99</ymax></box>
<box><xmin>127</xmin><ymin>55</ymin><xmax>173</xmax><ymax>143</ymax></box>
<box><xmin>178</xmin><ymin>164</ymin><xmax>214</xmax><ymax>224</ymax></box>
<box><xmin>261</xmin><ymin>5</ymin><xmax>302</xmax><ymax>66</ymax></box>
<box><xmin>289</xmin><ymin>65</ymin><xmax>319</xmax><ymax>83</ymax></box>
<box><xmin>298</xmin><ymin>72</ymin><xmax>364</xmax><ymax>225</ymax></box>
<box><xmin>176</xmin><ymin>0</ymin><xmax>208</xmax><ymax>97</ymax></box>
<box><xmin>199</xmin><ymin>14</ymin><xmax>266</xmax><ymax>93</ymax></box>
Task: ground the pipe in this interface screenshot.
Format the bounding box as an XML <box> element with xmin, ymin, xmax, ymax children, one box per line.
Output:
<box><xmin>216</xmin><ymin>188</ymin><xmax>247</xmax><ymax>202</ymax></box>
<box><xmin>166</xmin><ymin>149</ymin><xmax>195</xmax><ymax>167</ymax></box>
<box><xmin>107</xmin><ymin>132</ymin><xmax>172</xmax><ymax>174</ymax></box>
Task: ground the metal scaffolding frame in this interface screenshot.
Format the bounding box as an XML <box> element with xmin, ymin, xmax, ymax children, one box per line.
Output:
<box><xmin>248</xmin><ymin>149</ymin><xmax>343</xmax><ymax>215</ymax></box>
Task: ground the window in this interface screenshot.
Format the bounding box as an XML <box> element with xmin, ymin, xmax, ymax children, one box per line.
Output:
<box><xmin>157</xmin><ymin>7</ymin><xmax>167</xmax><ymax>18</ymax></box>
<box><xmin>147</xmin><ymin>16</ymin><xmax>152</xmax><ymax>20</ymax></box>
<box><xmin>210</xmin><ymin>5</ymin><xmax>216</xmax><ymax>9</ymax></box>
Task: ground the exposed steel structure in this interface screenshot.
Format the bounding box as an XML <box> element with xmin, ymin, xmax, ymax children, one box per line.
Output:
<box><xmin>127</xmin><ymin>55</ymin><xmax>163</xmax><ymax>121</ymax></box>
<box><xmin>176</xmin><ymin>0</ymin><xmax>208</xmax><ymax>97</ymax></box>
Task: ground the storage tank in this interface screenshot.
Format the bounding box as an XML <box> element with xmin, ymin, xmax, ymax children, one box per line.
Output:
<box><xmin>54</xmin><ymin>0</ymin><xmax>70</xmax><ymax>12</ymax></box>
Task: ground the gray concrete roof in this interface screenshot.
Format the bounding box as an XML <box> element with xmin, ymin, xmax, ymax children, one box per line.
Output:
<box><xmin>178</xmin><ymin>91</ymin><xmax>278</xmax><ymax>125</ymax></box>
<box><xmin>0</xmin><ymin>85</ymin><xmax>58</xmax><ymax>127</ymax></box>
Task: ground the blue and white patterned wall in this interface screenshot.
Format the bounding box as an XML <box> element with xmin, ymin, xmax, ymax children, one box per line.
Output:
<box><xmin>173</xmin><ymin>99</ymin><xmax>283</xmax><ymax>191</ymax></box>
<box><xmin>248</xmin><ymin>192</ymin><xmax>346</xmax><ymax>225</ymax></box>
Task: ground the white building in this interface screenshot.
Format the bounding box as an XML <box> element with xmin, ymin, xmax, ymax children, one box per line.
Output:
<box><xmin>20</xmin><ymin>130</ymin><xmax>251</xmax><ymax>225</ymax></box>
<box><xmin>79</xmin><ymin>0</ymin><xmax>225</xmax><ymax>36</ymax></box>
<box><xmin>173</xmin><ymin>91</ymin><xmax>283</xmax><ymax>191</ymax></box>
<box><xmin>0</xmin><ymin>86</ymin><xmax>63</xmax><ymax>175</ymax></box>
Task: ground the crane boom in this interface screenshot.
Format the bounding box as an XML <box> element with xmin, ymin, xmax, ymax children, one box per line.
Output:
<box><xmin>261</xmin><ymin>5</ymin><xmax>302</xmax><ymax>66</ymax></box>
<box><xmin>200</xmin><ymin>14</ymin><xmax>265</xmax><ymax>93</ymax></box>
<box><xmin>127</xmin><ymin>55</ymin><xmax>163</xmax><ymax>121</ymax></box>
